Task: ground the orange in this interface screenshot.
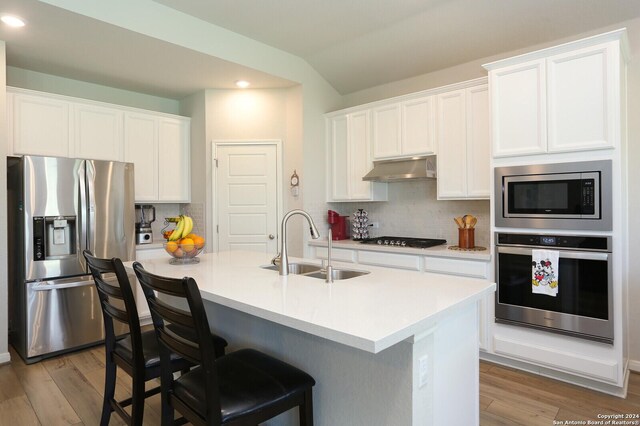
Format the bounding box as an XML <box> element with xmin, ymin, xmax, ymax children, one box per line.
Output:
<box><xmin>165</xmin><ymin>241</ymin><xmax>178</xmax><ymax>253</ymax></box>
<box><xmin>180</xmin><ymin>238</ymin><xmax>195</xmax><ymax>252</ymax></box>
<box><xmin>193</xmin><ymin>236</ymin><xmax>205</xmax><ymax>249</ymax></box>
<box><xmin>184</xmin><ymin>233</ymin><xmax>197</xmax><ymax>240</ymax></box>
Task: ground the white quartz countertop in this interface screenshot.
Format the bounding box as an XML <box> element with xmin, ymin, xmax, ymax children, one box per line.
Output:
<box><xmin>309</xmin><ymin>238</ymin><xmax>492</xmax><ymax>261</ymax></box>
<box><xmin>125</xmin><ymin>251</ymin><xmax>495</xmax><ymax>353</ymax></box>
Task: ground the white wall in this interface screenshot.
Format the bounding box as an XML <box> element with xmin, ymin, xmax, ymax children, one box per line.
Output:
<box><xmin>0</xmin><ymin>42</ymin><xmax>8</xmax><ymax>362</ymax></box>
<box><xmin>7</xmin><ymin>66</ymin><xmax>181</xmax><ymax>114</ymax></box>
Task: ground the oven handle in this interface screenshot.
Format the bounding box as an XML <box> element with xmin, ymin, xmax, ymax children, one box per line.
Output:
<box><xmin>497</xmin><ymin>246</ymin><xmax>610</xmax><ymax>261</ymax></box>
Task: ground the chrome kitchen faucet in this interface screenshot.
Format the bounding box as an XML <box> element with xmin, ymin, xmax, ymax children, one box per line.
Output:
<box><xmin>272</xmin><ymin>210</ymin><xmax>320</xmax><ymax>276</ymax></box>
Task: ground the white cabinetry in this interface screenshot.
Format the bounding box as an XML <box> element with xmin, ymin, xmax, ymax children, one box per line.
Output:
<box><xmin>437</xmin><ymin>84</ymin><xmax>490</xmax><ymax>199</ymax></box>
<box><xmin>326</xmin><ymin>110</ymin><xmax>387</xmax><ymax>202</ymax></box>
<box><xmin>73</xmin><ymin>103</ymin><xmax>123</xmax><ymax>161</ymax></box>
<box><xmin>371</xmin><ymin>96</ymin><xmax>436</xmax><ymax>160</ymax></box>
<box><xmin>124</xmin><ymin>113</ymin><xmax>190</xmax><ymax>202</ymax></box>
<box><xmin>157</xmin><ymin>118</ymin><xmax>190</xmax><ymax>202</ymax></box>
<box><xmin>10</xmin><ymin>91</ymin><xmax>71</xmax><ymax>157</ymax></box>
<box><xmin>7</xmin><ymin>87</ymin><xmax>191</xmax><ymax>203</ymax></box>
<box><xmin>486</xmin><ymin>33</ymin><xmax>622</xmax><ymax>157</ymax></box>
<box><xmin>134</xmin><ymin>247</ymin><xmax>166</xmax><ymax>321</ymax></box>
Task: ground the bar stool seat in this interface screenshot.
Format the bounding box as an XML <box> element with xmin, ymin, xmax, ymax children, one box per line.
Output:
<box><xmin>173</xmin><ymin>348</ymin><xmax>315</xmax><ymax>423</ymax></box>
<box><xmin>115</xmin><ymin>327</ymin><xmax>228</xmax><ymax>371</ymax></box>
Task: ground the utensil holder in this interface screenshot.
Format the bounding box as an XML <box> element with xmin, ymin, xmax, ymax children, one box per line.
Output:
<box><xmin>458</xmin><ymin>228</ymin><xmax>475</xmax><ymax>249</ymax></box>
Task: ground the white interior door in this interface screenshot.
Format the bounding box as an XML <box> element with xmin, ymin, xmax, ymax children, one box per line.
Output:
<box><xmin>216</xmin><ymin>143</ymin><xmax>279</xmax><ymax>254</ymax></box>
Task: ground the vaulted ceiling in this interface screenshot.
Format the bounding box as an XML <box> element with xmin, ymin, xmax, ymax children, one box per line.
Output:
<box><xmin>1</xmin><ymin>0</ymin><xmax>639</xmax><ymax>99</ymax></box>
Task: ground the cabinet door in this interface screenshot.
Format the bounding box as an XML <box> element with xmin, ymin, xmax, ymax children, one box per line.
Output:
<box><xmin>547</xmin><ymin>43</ymin><xmax>615</xmax><ymax>152</ymax></box>
<box><xmin>466</xmin><ymin>85</ymin><xmax>490</xmax><ymax>199</ymax></box>
<box><xmin>157</xmin><ymin>117</ymin><xmax>190</xmax><ymax>202</ymax></box>
<box><xmin>73</xmin><ymin>103</ymin><xmax>123</xmax><ymax>161</ymax></box>
<box><xmin>437</xmin><ymin>90</ymin><xmax>467</xmax><ymax>199</ymax></box>
<box><xmin>402</xmin><ymin>96</ymin><xmax>436</xmax><ymax>156</ymax></box>
<box><xmin>328</xmin><ymin>115</ymin><xmax>350</xmax><ymax>201</ymax></box>
<box><xmin>491</xmin><ymin>59</ymin><xmax>547</xmax><ymax>157</ymax></box>
<box><xmin>349</xmin><ymin>110</ymin><xmax>373</xmax><ymax>200</ymax></box>
<box><xmin>12</xmin><ymin>93</ymin><xmax>70</xmax><ymax>157</ymax></box>
<box><xmin>124</xmin><ymin>113</ymin><xmax>158</xmax><ymax>201</ymax></box>
<box><xmin>372</xmin><ymin>103</ymin><xmax>401</xmax><ymax>159</ymax></box>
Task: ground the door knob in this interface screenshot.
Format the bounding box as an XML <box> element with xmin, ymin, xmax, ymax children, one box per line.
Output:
<box><xmin>268</xmin><ymin>234</ymin><xmax>275</xmax><ymax>240</ymax></box>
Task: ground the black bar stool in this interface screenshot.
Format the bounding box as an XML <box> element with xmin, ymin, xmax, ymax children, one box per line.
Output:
<box><xmin>84</xmin><ymin>250</ymin><xmax>228</xmax><ymax>426</ymax></box>
<box><xmin>133</xmin><ymin>261</ymin><xmax>316</xmax><ymax>426</ymax></box>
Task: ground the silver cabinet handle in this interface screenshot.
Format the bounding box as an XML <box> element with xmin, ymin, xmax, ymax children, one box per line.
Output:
<box><xmin>269</xmin><ymin>234</ymin><xmax>275</xmax><ymax>240</ymax></box>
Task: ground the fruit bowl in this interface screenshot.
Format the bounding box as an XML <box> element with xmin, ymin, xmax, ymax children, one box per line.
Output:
<box><xmin>163</xmin><ymin>236</ymin><xmax>205</xmax><ymax>265</ymax></box>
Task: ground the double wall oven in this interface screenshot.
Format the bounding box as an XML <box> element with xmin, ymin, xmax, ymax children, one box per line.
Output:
<box><xmin>494</xmin><ymin>160</ymin><xmax>613</xmax><ymax>344</ymax></box>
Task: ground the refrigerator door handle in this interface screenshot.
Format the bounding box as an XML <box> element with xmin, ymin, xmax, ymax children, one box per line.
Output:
<box><xmin>78</xmin><ymin>160</ymin><xmax>88</xmax><ymax>270</ymax></box>
<box><xmin>29</xmin><ymin>276</ymin><xmax>96</xmax><ymax>291</ymax></box>
<box><xmin>85</xmin><ymin>160</ymin><xmax>97</xmax><ymax>257</ymax></box>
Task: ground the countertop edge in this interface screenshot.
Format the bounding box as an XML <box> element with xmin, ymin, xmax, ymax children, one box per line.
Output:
<box><xmin>309</xmin><ymin>239</ymin><xmax>492</xmax><ymax>261</ymax></box>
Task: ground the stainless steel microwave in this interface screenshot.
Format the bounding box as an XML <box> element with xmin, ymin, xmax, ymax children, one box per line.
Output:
<box><xmin>495</xmin><ymin>160</ymin><xmax>612</xmax><ymax>231</ymax></box>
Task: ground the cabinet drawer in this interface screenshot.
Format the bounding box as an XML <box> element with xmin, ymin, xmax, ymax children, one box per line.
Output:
<box><xmin>358</xmin><ymin>251</ymin><xmax>420</xmax><ymax>270</ymax></box>
<box><xmin>424</xmin><ymin>256</ymin><xmax>488</xmax><ymax>278</ymax></box>
<box><xmin>313</xmin><ymin>247</ymin><xmax>355</xmax><ymax>263</ymax></box>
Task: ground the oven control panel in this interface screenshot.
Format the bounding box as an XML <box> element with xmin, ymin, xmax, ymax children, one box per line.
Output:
<box><xmin>496</xmin><ymin>233</ymin><xmax>609</xmax><ymax>251</ymax></box>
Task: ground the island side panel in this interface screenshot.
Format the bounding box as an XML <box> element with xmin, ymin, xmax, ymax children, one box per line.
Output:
<box><xmin>204</xmin><ymin>302</ymin><xmax>418</xmax><ymax>426</ymax></box>
<box><xmin>432</xmin><ymin>302</ymin><xmax>480</xmax><ymax>426</ymax></box>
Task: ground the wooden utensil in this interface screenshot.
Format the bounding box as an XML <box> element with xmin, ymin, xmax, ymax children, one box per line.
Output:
<box><xmin>469</xmin><ymin>216</ymin><xmax>477</xmax><ymax>229</ymax></box>
<box><xmin>463</xmin><ymin>215</ymin><xmax>474</xmax><ymax>229</ymax></box>
<box><xmin>454</xmin><ymin>217</ymin><xmax>464</xmax><ymax>229</ymax></box>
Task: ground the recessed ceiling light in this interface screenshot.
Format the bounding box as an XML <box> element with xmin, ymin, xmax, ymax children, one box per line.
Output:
<box><xmin>1</xmin><ymin>15</ymin><xmax>26</xmax><ymax>27</ymax></box>
<box><xmin>235</xmin><ymin>80</ymin><xmax>250</xmax><ymax>89</ymax></box>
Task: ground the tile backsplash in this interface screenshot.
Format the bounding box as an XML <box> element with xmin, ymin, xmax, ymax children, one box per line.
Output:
<box><xmin>327</xmin><ymin>180</ymin><xmax>491</xmax><ymax>248</ymax></box>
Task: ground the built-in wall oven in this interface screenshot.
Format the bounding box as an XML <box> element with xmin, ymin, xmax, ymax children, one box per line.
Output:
<box><xmin>495</xmin><ymin>160</ymin><xmax>612</xmax><ymax>231</ymax></box>
<box><xmin>495</xmin><ymin>232</ymin><xmax>613</xmax><ymax>343</ymax></box>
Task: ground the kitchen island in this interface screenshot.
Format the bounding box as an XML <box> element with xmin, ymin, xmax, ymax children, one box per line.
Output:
<box><xmin>126</xmin><ymin>251</ymin><xmax>495</xmax><ymax>426</ymax></box>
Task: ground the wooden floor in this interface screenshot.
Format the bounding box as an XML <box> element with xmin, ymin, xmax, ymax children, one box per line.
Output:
<box><xmin>1</xmin><ymin>344</ymin><xmax>639</xmax><ymax>425</ymax></box>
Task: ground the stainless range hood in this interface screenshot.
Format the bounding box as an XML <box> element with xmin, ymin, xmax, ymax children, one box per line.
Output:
<box><xmin>362</xmin><ymin>156</ymin><xmax>437</xmax><ymax>182</ymax></box>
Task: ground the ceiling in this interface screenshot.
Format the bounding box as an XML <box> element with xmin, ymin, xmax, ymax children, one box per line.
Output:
<box><xmin>1</xmin><ymin>0</ymin><xmax>639</xmax><ymax>99</ymax></box>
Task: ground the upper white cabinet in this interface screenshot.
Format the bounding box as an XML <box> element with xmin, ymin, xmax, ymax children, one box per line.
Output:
<box><xmin>7</xmin><ymin>87</ymin><xmax>191</xmax><ymax>203</ymax></box>
<box><xmin>485</xmin><ymin>30</ymin><xmax>625</xmax><ymax>157</ymax></box>
<box><xmin>124</xmin><ymin>113</ymin><xmax>158</xmax><ymax>201</ymax></box>
<box><xmin>371</xmin><ymin>95</ymin><xmax>436</xmax><ymax>160</ymax></box>
<box><xmin>326</xmin><ymin>110</ymin><xmax>387</xmax><ymax>202</ymax></box>
<box><xmin>124</xmin><ymin>113</ymin><xmax>191</xmax><ymax>203</ymax></box>
<box><xmin>157</xmin><ymin>117</ymin><xmax>190</xmax><ymax>202</ymax></box>
<box><xmin>437</xmin><ymin>84</ymin><xmax>490</xmax><ymax>199</ymax></box>
<box><xmin>10</xmin><ymin>92</ymin><xmax>71</xmax><ymax>157</ymax></box>
<box><xmin>73</xmin><ymin>103</ymin><xmax>124</xmax><ymax>161</ymax></box>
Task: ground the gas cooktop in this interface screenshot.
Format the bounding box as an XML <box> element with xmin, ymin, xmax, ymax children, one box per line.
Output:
<box><xmin>359</xmin><ymin>236</ymin><xmax>447</xmax><ymax>248</ymax></box>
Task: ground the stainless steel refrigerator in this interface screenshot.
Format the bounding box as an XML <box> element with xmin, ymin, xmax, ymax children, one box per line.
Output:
<box><xmin>8</xmin><ymin>155</ymin><xmax>135</xmax><ymax>363</ymax></box>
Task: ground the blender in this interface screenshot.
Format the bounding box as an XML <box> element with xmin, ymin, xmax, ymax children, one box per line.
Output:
<box><xmin>135</xmin><ymin>204</ymin><xmax>156</xmax><ymax>244</ymax></box>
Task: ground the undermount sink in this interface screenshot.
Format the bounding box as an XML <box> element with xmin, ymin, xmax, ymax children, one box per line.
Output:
<box><xmin>261</xmin><ymin>263</ymin><xmax>323</xmax><ymax>275</ymax></box>
<box><xmin>260</xmin><ymin>263</ymin><xmax>369</xmax><ymax>281</ymax></box>
<box><xmin>304</xmin><ymin>269</ymin><xmax>370</xmax><ymax>281</ymax></box>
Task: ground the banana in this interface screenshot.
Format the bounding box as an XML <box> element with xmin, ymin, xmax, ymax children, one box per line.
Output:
<box><xmin>182</xmin><ymin>215</ymin><xmax>193</xmax><ymax>236</ymax></box>
<box><xmin>169</xmin><ymin>215</ymin><xmax>185</xmax><ymax>241</ymax></box>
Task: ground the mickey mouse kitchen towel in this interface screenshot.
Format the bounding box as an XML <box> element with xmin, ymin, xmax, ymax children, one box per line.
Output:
<box><xmin>532</xmin><ymin>249</ymin><xmax>559</xmax><ymax>297</ymax></box>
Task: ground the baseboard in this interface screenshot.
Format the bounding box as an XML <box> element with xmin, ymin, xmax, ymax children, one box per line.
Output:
<box><xmin>0</xmin><ymin>351</ymin><xmax>11</xmax><ymax>365</ymax></box>
<box><xmin>629</xmin><ymin>359</ymin><xmax>640</xmax><ymax>372</ymax></box>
